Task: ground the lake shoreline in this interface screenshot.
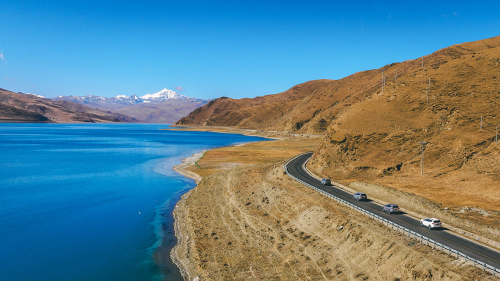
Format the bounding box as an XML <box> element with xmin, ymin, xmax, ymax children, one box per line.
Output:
<box><xmin>169</xmin><ymin>150</ymin><xmax>207</xmax><ymax>280</ymax></box>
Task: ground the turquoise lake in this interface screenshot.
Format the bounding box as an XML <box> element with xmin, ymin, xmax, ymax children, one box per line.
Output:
<box><xmin>0</xmin><ymin>123</ymin><xmax>266</xmax><ymax>281</ymax></box>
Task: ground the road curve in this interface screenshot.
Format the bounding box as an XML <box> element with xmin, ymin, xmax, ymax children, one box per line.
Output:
<box><xmin>286</xmin><ymin>152</ymin><xmax>500</xmax><ymax>271</ymax></box>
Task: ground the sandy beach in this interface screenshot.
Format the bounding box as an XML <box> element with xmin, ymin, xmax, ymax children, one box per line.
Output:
<box><xmin>173</xmin><ymin>150</ymin><xmax>207</xmax><ymax>185</ymax></box>
<box><xmin>170</xmin><ymin>150</ymin><xmax>207</xmax><ymax>280</ymax></box>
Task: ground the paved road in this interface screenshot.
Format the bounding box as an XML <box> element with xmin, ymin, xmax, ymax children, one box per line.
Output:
<box><xmin>286</xmin><ymin>152</ymin><xmax>500</xmax><ymax>271</ymax></box>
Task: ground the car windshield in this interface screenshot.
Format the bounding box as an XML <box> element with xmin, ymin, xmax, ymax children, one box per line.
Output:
<box><xmin>434</xmin><ymin>220</ymin><xmax>441</xmax><ymax>223</ymax></box>
<box><xmin>360</xmin><ymin>193</ymin><xmax>366</xmax><ymax>196</ymax></box>
<box><xmin>392</xmin><ymin>205</ymin><xmax>399</xmax><ymax>208</ymax></box>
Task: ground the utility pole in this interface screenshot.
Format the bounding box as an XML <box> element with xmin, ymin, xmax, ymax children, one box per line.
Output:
<box><xmin>419</xmin><ymin>141</ymin><xmax>428</xmax><ymax>175</ymax></box>
<box><xmin>382</xmin><ymin>69</ymin><xmax>384</xmax><ymax>93</ymax></box>
<box><xmin>496</xmin><ymin>126</ymin><xmax>498</xmax><ymax>143</ymax></box>
<box><xmin>481</xmin><ymin>115</ymin><xmax>483</xmax><ymax>130</ymax></box>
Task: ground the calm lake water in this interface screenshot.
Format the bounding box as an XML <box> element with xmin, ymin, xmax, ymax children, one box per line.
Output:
<box><xmin>0</xmin><ymin>123</ymin><xmax>266</xmax><ymax>281</ymax></box>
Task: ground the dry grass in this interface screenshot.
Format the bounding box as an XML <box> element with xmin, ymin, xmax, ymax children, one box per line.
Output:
<box><xmin>172</xmin><ymin>149</ymin><xmax>495</xmax><ymax>280</ymax></box>
<box><xmin>185</xmin><ymin>134</ymin><xmax>321</xmax><ymax>179</ymax></box>
<box><xmin>179</xmin><ymin>126</ymin><xmax>500</xmax><ymax>249</ymax></box>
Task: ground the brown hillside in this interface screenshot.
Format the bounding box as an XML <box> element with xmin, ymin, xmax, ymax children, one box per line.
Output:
<box><xmin>176</xmin><ymin>36</ymin><xmax>500</xmax><ymax>135</ymax></box>
<box><xmin>0</xmin><ymin>89</ymin><xmax>137</xmax><ymax>123</ymax></box>
<box><xmin>176</xmin><ymin>35</ymin><xmax>500</xmax><ymax>235</ymax></box>
<box><xmin>308</xmin><ymin>35</ymin><xmax>500</xmax><ymax>230</ymax></box>
<box><xmin>176</xmin><ymin>79</ymin><xmax>333</xmax><ymax>128</ymax></box>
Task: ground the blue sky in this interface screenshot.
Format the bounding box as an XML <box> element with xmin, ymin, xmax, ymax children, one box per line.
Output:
<box><xmin>1</xmin><ymin>1</ymin><xmax>499</xmax><ymax>99</ymax></box>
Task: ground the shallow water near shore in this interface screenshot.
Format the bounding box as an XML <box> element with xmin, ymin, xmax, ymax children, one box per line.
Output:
<box><xmin>0</xmin><ymin>123</ymin><xmax>266</xmax><ymax>281</ymax></box>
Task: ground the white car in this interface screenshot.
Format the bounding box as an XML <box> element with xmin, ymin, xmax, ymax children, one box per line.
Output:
<box><xmin>420</xmin><ymin>218</ymin><xmax>442</xmax><ymax>229</ymax></box>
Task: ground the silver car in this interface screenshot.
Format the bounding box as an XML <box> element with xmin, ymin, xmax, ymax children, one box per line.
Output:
<box><xmin>353</xmin><ymin>192</ymin><xmax>367</xmax><ymax>201</ymax></box>
<box><xmin>321</xmin><ymin>179</ymin><xmax>331</xmax><ymax>185</ymax></box>
<box><xmin>383</xmin><ymin>204</ymin><xmax>400</xmax><ymax>214</ymax></box>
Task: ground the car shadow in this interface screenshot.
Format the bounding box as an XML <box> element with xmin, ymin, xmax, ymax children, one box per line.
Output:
<box><xmin>416</xmin><ymin>226</ymin><xmax>449</xmax><ymax>231</ymax></box>
<box><xmin>390</xmin><ymin>211</ymin><xmax>408</xmax><ymax>215</ymax></box>
<box><xmin>431</xmin><ymin>227</ymin><xmax>449</xmax><ymax>231</ymax></box>
<box><xmin>351</xmin><ymin>199</ymin><xmax>373</xmax><ymax>203</ymax></box>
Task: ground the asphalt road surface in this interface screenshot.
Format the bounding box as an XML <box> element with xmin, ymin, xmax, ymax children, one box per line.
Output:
<box><xmin>286</xmin><ymin>152</ymin><xmax>500</xmax><ymax>271</ymax></box>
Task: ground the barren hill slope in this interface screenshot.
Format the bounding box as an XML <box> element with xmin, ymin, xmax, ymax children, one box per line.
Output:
<box><xmin>177</xmin><ymin>35</ymin><xmax>500</xmax><ymax>232</ymax></box>
<box><xmin>307</xmin><ymin>35</ymin><xmax>500</xmax><ymax>228</ymax></box>
<box><xmin>176</xmin><ymin>79</ymin><xmax>333</xmax><ymax>128</ymax></box>
<box><xmin>0</xmin><ymin>89</ymin><xmax>138</xmax><ymax>123</ymax></box>
<box><xmin>177</xmin><ymin>36</ymin><xmax>500</xmax><ymax>135</ymax></box>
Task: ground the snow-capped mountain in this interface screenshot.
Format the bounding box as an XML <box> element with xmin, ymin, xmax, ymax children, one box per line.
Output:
<box><xmin>51</xmin><ymin>88</ymin><xmax>210</xmax><ymax>123</ymax></box>
<box><xmin>140</xmin><ymin>88</ymin><xmax>188</xmax><ymax>100</ymax></box>
<box><xmin>52</xmin><ymin>88</ymin><xmax>196</xmax><ymax>110</ymax></box>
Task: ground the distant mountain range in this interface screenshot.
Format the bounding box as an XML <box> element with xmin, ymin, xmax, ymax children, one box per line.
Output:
<box><xmin>52</xmin><ymin>88</ymin><xmax>210</xmax><ymax>123</ymax></box>
<box><xmin>53</xmin><ymin>88</ymin><xmax>198</xmax><ymax>110</ymax></box>
<box><xmin>0</xmin><ymin>87</ymin><xmax>209</xmax><ymax>124</ymax></box>
<box><xmin>0</xmin><ymin>88</ymin><xmax>138</xmax><ymax>123</ymax></box>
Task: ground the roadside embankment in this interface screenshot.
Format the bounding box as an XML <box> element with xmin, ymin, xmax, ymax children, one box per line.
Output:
<box><xmin>307</xmin><ymin>164</ymin><xmax>500</xmax><ymax>250</ymax></box>
<box><xmin>169</xmin><ymin>131</ymin><xmax>494</xmax><ymax>280</ymax></box>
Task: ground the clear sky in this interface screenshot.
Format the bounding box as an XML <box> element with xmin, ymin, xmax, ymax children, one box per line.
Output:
<box><xmin>1</xmin><ymin>1</ymin><xmax>499</xmax><ymax>100</ymax></box>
